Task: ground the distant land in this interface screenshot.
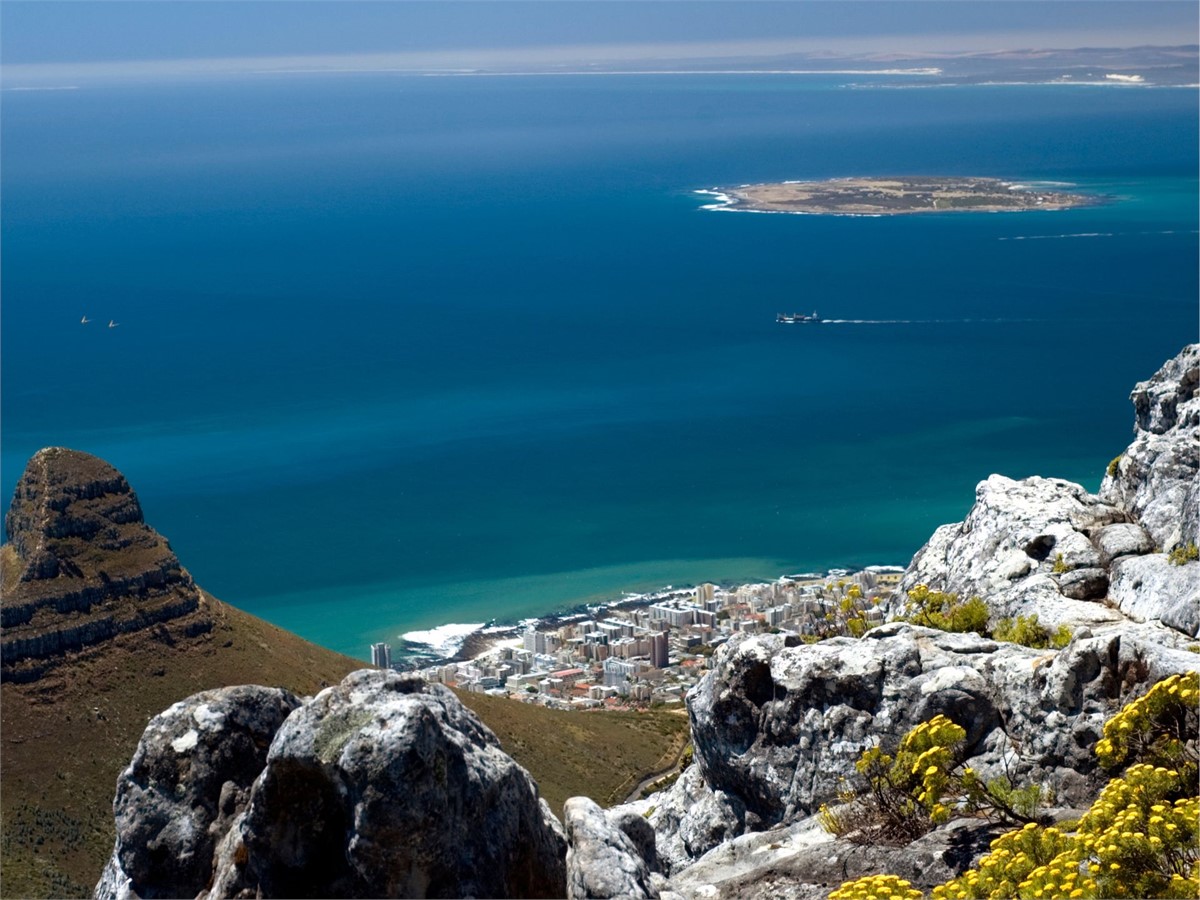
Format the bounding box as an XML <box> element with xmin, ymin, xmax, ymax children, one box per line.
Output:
<box><xmin>700</xmin><ymin>176</ymin><xmax>1096</xmax><ymax>217</ymax></box>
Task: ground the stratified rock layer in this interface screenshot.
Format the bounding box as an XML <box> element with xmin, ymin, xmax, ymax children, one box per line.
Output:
<box><xmin>2</xmin><ymin>448</ymin><xmax>210</xmax><ymax>682</ymax></box>
<box><xmin>96</xmin><ymin>670</ymin><xmax>568</xmax><ymax>900</ymax></box>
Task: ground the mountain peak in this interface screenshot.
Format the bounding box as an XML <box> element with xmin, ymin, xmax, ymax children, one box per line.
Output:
<box><xmin>1</xmin><ymin>447</ymin><xmax>210</xmax><ymax>683</ymax></box>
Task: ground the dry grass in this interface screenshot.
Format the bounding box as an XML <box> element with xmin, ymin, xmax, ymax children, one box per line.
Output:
<box><xmin>454</xmin><ymin>690</ymin><xmax>691</xmax><ymax>816</ymax></box>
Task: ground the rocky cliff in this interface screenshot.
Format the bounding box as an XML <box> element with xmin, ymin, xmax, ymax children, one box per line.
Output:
<box><xmin>2</xmin><ymin>448</ymin><xmax>212</xmax><ymax>683</ymax></box>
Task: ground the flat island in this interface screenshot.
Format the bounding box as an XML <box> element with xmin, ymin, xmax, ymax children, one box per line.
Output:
<box><xmin>704</xmin><ymin>176</ymin><xmax>1095</xmax><ymax>215</ymax></box>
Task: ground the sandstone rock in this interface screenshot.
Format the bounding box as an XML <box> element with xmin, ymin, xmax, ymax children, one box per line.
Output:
<box><xmin>97</xmin><ymin>670</ymin><xmax>568</xmax><ymax>899</ymax></box>
<box><xmin>641</xmin><ymin>764</ymin><xmax>747</xmax><ymax>874</ymax></box>
<box><xmin>654</xmin><ymin>621</ymin><xmax>1197</xmax><ymax>871</ymax></box>
<box><xmin>667</xmin><ymin>814</ymin><xmax>1002</xmax><ymax>900</ymax></box>
<box><xmin>564</xmin><ymin>797</ymin><xmax>658</xmax><ymax>899</ymax></box>
<box><xmin>2</xmin><ymin>448</ymin><xmax>210</xmax><ymax>682</ymax></box>
<box><xmin>97</xmin><ymin>686</ymin><xmax>301</xmax><ymax>900</ymax></box>
<box><xmin>1100</xmin><ymin>343</ymin><xmax>1199</xmax><ymax>550</ymax></box>
<box><xmin>1053</xmin><ymin>567</ymin><xmax>1108</xmax><ymax>601</ymax></box>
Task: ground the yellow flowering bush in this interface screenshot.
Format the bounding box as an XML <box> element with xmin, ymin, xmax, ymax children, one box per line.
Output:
<box><xmin>822</xmin><ymin>715</ymin><xmax>1045</xmax><ymax>845</ymax></box>
<box><xmin>931</xmin><ymin>673</ymin><xmax>1200</xmax><ymax>900</ymax></box>
<box><xmin>1095</xmin><ymin>672</ymin><xmax>1198</xmax><ymax>777</ymax></box>
<box><xmin>830</xmin><ymin>874</ymin><xmax>923</xmax><ymax>900</ymax></box>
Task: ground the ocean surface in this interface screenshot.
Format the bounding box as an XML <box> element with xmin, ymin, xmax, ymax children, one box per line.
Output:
<box><xmin>3</xmin><ymin>74</ymin><xmax>1196</xmax><ymax>660</ymax></box>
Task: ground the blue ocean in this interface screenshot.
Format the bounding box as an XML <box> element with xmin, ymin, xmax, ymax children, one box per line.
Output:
<box><xmin>2</xmin><ymin>74</ymin><xmax>1196</xmax><ymax>659</ymax></box>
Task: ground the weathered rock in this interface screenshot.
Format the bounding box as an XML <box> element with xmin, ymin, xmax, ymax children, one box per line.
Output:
<box><xmin>564</xmin><ymin>797</ymin><xmax>658</xmax><ymax>899</ymax></box>
<box><xmin>1093</xmin><ymin>522</ymin><xmax>1156</xmax><ymax>566</ymax></box>
<box><xmin>639</xmin><ymin>760</ymin><xmax>748</xmax><ymax>873</ymax></box>
<box><xmin>97</xmin><ymin>686</ymin><xmax>301</xmax><ymax>900</ymax></box>
<box><xmin>667</xmin><ymin>813</ymin><xmax>1003</xmax><ymax>900</ymax></box>
<box><xmin>895</xmin><ymin>474</ymin><xmax>1127</xmax><ymax>630</ymax></box>
<box><xmin>656</xmin><ymin>621</ymin><xmax>1196</xmax><ymax>870</ymax></box>
<box><xmin>1053</xmin><ymin>567</ymin><xmax>1108</xmax><ymax>601</ymax></box>
<box><xmin>1100</xmin><ymin>343</ymin><xmax>1199</xmax><ymax>550</ymax></box>
<box><xmin>97</xmin><ymin>670</ymin><xmax>568</xmax><ymax>899</ymax></box>
<box><xmin>210</xmin><ymin>670</ymin><xmax>566</xmax><ymax>899</ymax></box>
<box><xmin>1108</xmin><ymin>554</ymin><xmax>1200</xmax><ymax>637</ymax></box>
<box><xmin>2</xmin><ymin>447</ymin><xmax>211</xmax><ymax>683</ymax></box>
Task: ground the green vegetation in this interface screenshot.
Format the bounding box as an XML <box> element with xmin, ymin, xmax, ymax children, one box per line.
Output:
<box><xmin>1107</xmin><ymin>455</ymin><xmax>1123</xmax><ymax>477</ymax></box>
<box><xmin>1052</xmin><ymin>552</ymin><xmax>1069</xmax><ymax>574</ymax></box>
<box><xmin>895</xmin><ymin>585</ymin><xmax>990</xmax><ymax>635</ymax></box>
<box><xmin>830</xmin><ymin>673</ymin><xmax>1200</xmax><ymax>900</ymax></box>
<box><xmin>453</xmin><ymin>690</ymin><xmax>690</xmax><ymax>813</ymax></box>
<box><xmin>992</xmin><ymin>614</ymin><xmax>1072</xmax><ymax>650</ymax></box>
<box><xmin>1168</xmin><ymin>543</ymin><xmax>1199</xmax><ymax>566</ymax></box>
<box><xmin>896</xmin><ymin>586</ymin><xmax>1075</xmax><ymax>651</ymax></box>
<box><xmin>819</xmin><ymin>715</ymin><xmax>1045</xmax><ymax>846</ymax></box>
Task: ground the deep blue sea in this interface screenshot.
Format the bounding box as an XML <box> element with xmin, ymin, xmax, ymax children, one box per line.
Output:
<box><xmin>3</xmin><ymin>74</ymin><xmax>1196</xmax><ymax>659</ymax></box>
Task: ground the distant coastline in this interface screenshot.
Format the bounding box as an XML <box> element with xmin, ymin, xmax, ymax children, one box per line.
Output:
<box><xmin>697</xmin><ymin>175</ymin><xmax>1100</xmax><ymax>216</ymax></box>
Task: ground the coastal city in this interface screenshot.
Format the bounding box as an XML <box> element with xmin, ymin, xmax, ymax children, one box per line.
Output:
<box><xmin>378</xmin><ymin>567</ymin><xmax>904</xmax><ymax>710</ymax></box>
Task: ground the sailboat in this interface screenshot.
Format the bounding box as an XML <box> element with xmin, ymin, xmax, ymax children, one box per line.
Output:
<box><xmin>108</xmin><ymin>320</ymin><xmax>119</xmax><ymax>328</ymax></box>
<box><xmin>80</xmin><ymin>315</ymin><xmax>90</xmax><ymax>324</ymax></box>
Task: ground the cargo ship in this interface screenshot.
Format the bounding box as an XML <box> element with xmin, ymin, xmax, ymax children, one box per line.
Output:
<box><xmin>776</xmin><ymin>311</ymin><xmax>821</xmax><ymax>324</ymax></box>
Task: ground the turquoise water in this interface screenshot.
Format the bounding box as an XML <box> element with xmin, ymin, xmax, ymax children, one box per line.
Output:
<box><xmin>2</xmin><ymin>75</ymin><xmax>1196</xmax><ymax>659</ymax></box>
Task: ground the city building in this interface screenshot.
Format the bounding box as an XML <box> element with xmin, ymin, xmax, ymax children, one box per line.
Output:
<box><xmin>371</xmin><ymin>642</ymin><xmax>392</xmax><ymax>669</ymax></box>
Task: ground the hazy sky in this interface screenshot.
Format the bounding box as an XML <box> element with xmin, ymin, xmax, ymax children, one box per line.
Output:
<box><xmin>3</xmin><ymin>1</ymin><xmax>1197</xmax><ymax>82</ymax></box>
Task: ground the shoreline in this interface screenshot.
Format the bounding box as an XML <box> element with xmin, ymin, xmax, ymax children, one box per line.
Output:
<box><xmin>392</xmin><ymin>563</ymin><xmax>906</xmax><ymax>670</ymax></box>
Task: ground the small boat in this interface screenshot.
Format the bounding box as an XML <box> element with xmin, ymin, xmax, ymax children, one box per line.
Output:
<box><xmin>776</xmin><ymin>311</ymin><xmax>821</xmax><ymax>324</ymax></box>
<box><xmin>108</xmin><ymin>320</ymin><xmax>119</xmax><ymax>328</ymax></box>
<box><xmin>80</xmin><ymin>315</ymin><xmax>90</xmax><ymax>324</ymax></box>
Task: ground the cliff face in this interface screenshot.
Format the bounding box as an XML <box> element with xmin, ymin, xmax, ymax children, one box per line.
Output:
<box><xmin>2</xmin><ymin>448</ymin><xmax>211</xmax><ymax>682</ymax></box>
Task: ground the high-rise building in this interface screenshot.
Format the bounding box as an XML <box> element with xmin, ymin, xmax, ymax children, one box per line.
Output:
<box><xmin>371</xmin><ymin>642</ymin><xmax>392</xmax><ymax>669</ymax></box>
<box><xmin>650</xmin><ymin>631</ymin><xmax>669</xmax><ymax>668</ymax></box>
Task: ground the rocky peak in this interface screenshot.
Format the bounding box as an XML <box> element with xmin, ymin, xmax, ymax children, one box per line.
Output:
<box><xmin>1</xmin><ymin>447</ymin><xmax>210</xmax><ymax>683</ymax></box>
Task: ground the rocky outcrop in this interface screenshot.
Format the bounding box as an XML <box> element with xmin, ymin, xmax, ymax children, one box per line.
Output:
<box><xmin>891</xmin><ymin>345</ymin><xmax>1200</xmax><ymax>637</ymax></box>
<box><xmin>1100</xmin><ymin>342</ymin><xmax>1199</xmax><ymax>550</ymax></box>
<box><xmin>2</xmin><ymin>448</ymin><xmax>211</xmax><ymax>682</ymax></box>
<box><xmin>96</xmin><ymin>670</ymin><xmax>567</xmax><ymax>900</ymax></box>
<box><xmin>649</xmin><ymin>621</ymin><xmax>1194</xmax><ymax>868</ymax></box>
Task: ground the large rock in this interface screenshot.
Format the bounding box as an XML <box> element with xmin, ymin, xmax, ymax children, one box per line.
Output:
<box><xmin>101</xmin><ymin>686</ymin><xmax>302</xmax><ymax>899</ymax></box>
<box><xmin>1100</xmin><ymin>343</ymin><xmax>1199</xmax><ymax>550</ymax></box>
<box><xmin>97</xmin><ymin>670</ymin><xmax>568</xmax><ymax>899</ymax></box>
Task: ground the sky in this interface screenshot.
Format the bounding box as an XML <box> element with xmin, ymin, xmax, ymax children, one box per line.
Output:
<box><xmin>2</xmin><ymin>1</ymin><xmax>1197</xmax><ymax>83</ymax></box>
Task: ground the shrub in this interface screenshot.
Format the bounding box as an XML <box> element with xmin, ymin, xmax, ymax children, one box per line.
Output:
<box><xmin>1095</xmin><ymin>672</ymin><xmax>1198</xmax><ymax>776</ymax></box>
<box><xmin>932</xmin><ymin>673</ymin><xmax>1200</xmax><ymax>900</ymax></box>
<box><xmin>1107</xmin><ymin>454</ymin><xmax>1122</xmax><ymax>477</ymax></box>
<box><xmin>992</xmin><ymin>614</ymin><xmax>1072</xmax><ymax>650</ymax></box>
<box><xmin>1168</xmin><ymin>543</ymin><xmax>1199</xmax><ymax>566</ymax></box>
<box><xmin>829</xmin><ymin>874</ymin><xmax>922</xmax><ymax>900</ymax></box>
<box><xmin>895</xmin><ymin>585</ymin><xmax>989</xmax><ymax>636</ymax></box>
<box><xmin>820</xmin><ymin>715</ymin><xmax>1045</xmax><ymax>846</ymax></box>
<box><xmin>933</xmin><ymin>765</ymin><xmax>1199</xmax><ymax>900</ymax></box>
